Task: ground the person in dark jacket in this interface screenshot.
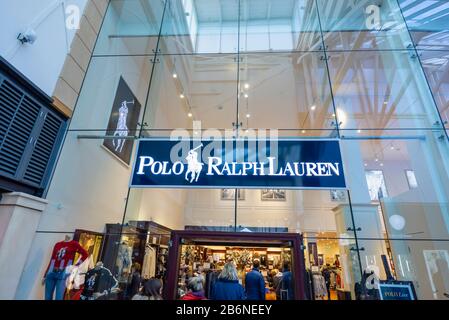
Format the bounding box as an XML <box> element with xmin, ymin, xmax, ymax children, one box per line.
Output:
<box><xmin>126</xmin><ymin>262</ymin><xmax>142</xmax><ymax>299</ymax></box>
<box><xmin>210</xmin><ymin>262</ymin><xmax>245</xmax><ymax>300</ymax></box>
<box><xmin>322</xmin><ymin>264</ymin><xmax>333</xmax><ymax>300</ymax></box>
<box><xmin>245</xmin><ymin>259</ymin><xmax>266</xmax><ymax>300</ymax></box>
<box><xmin>277</xmin><ymin>262</ymin><xmax>294</xmax><ymax>300</ymax></box>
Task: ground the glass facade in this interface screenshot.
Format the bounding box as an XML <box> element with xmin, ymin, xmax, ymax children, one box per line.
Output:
<box><xmin>20</xmin><ymin>0</ymin><xmax>449</xmax><ymax>301</ymax></box>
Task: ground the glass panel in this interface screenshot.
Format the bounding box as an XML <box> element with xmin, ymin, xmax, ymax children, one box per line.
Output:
<box><xmin>419</xmin><ymin>50</ymin><xmax>449</xmax><ymax>129</ymax></box>
<box><xmin>237</xmin><ymin>52</ymin><xmax>335</xmax><ymax>132</ymax></box>
<box><xmin>94</xmin><ymin>0</ymin><xmax>165</xmax><ymax>56</ymax></box>
<box><xmin>124</xmin><ymin>188</ymin><xmax>237</xmax><ymax>231</ymax></box>
<box><xmin>358</xmin><ymin>239</ymin><xmax>449</xmax><ymax>300</ymax></box>
<box><xmin>141</xmin><ymin>53</ymin><xmax>238</xmax><ymax>131</ymax></box>
<box><xmin>69</xmin><ymin>56</ymin><xmax>152</xmax><ymax>131</ymax></box>
<box><xmin>327</xmin><ymin>50</ymin><xmax>442</xmax><ymax>132</ymax></box>
<box><xmin>239</xmin><ymin>0</ymin><xmax>321</xmax><ymax>53</ymax></box>
<box><xmin>317</xmin><ymin>0</ymin><xmax>412</xmax><ymax>51</ymax></box>
<box><xmin>400</xmin><ymin>0</ymin><xmax>449</xmax><ymax>31</ymax></box>
<box><xmin>47</xmin><ymin>131</ymin><xmax>133</xmax><ymax>226</ymax></box>
<box><xmin>303</xmin><ymin>233</ymin><xmax>360</xmax><ymax>300</ymax></box>
<box><xmin>160</xmin><ymin>0</ymin><xmax>239</xmax><ymax>54</ymax></box>
<box><xmin>16</xmin><ymin>232</ymin><xmax>111</xmax><ymax>300</ymax></box>
<box><xmin>341</xmin><ymin>134</ymin><xmax>449</xmax><ymax>242</ymax></box>
<box><xmin>235</xmin><ymin>189</ymin><xmax>353</xmax><ymax>235</ymax></box>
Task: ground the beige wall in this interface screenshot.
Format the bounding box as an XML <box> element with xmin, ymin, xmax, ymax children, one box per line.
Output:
<box><xmin>53</xmin><ymin>0</ymin><xmax>109</xmax><ymax>117</ymax></box>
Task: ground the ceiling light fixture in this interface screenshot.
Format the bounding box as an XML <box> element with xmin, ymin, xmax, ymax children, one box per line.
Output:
<box><xmin>244</xmin><ymin>83</ymin><xmax>250</xmax><ymax>89</ymax></box>
<box><xmin>173</xmin><ymin>73</ymin><xmax>178</xmax><ymax>79</ymax></box>
<box><xmin>188</xmin><ymin>112</ymin><xmax>193</xmax><ymax>118</ymax></box>
<box><xmin>246</xmin><ymin>113</ymin><xmax>251</xmax><ymax>118</ymax></box>
<box><xmin>311</xmin><ymin>105</ymin><xmax>316</xmax><ymax>111</ymax></box>
<box><xmin>180</xmin><ymin>93</ymin><xmax>185</xmax><ymax>99</ymax></box>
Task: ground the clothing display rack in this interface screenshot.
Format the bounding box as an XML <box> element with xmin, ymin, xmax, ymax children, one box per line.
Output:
<box><xmin>312</xmin><ymin>271</ymin><xmax>327</xmax><ymax>299</ymax></box>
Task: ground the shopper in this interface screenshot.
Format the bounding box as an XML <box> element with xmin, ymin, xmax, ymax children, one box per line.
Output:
<box><xmin>127</xmin><ymin>262</ymin><xmax>142</xmax><ymax>299</ymax></box>
<box><xmin>245</xmin><ymin>259</ymin><xmax>266</xmax><ymax>300</ymax></box>
<box><xmin>210</xmin><ymin>262</ymin><xmax>245</xmax><ymax>300</ymax></box>
<box><xmin>322</xmin><ymin>264</ymin><xmax>333</xmax><ymax>300</ymax></box>
<box><xmin>181</xmin><ymin>276</ymin><xmax>207</xmax><ymax>300</ymax></box>
<box><xmin>272</xmin><ymin>269</ymin><xmax>283</xmax><ymax>299</ymax></box>
<box><xmin>278</xmin><ymin>262</ymin><xmax>294</xmax><ymax>300</ymax></box>
<box><xmin>132</xmin><ymin>278</ymin><xmax>163</xmax><ymax>300</ymax></box>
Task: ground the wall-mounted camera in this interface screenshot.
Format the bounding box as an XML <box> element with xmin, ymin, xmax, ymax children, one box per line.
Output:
<box><xmin>17</xmin><ymin>28</ymin><xmax>37</xmax><ymax>44</ymax></box>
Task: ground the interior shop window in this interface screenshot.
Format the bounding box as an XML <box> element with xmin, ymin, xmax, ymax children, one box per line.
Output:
<box><xmin>405</xmin><ymin>170</ymin><xmax>418</xmax><ymax>189</ymax></box>
<box><xmin>365</xmin><ymin>170</ymin><xmax>388</xmax><ymax>201</ymax></box>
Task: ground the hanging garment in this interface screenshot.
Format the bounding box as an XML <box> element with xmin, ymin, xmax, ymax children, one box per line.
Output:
<box><xmin>116</xmin><ymin>243</ymin><xmax>132</xmax><ymax>278</ymax></box>
<box><xmin>80</xmin><ymin>267</ymin><xmax>118</xmax><ymax>300</ymax></box>
<box><xmin>66</xmin><ymin>255</ymin><xmax>93</xmax><ymax>291</ymax></box>
<box><xmin>142</xmin><ymin>245</ymin><xmax>156</xmax><ymax>279</ymax></box>
<box><xmin>312</xmin><ymin>274</ymin><xmax>327</xmax><ymax>298</ymax></box>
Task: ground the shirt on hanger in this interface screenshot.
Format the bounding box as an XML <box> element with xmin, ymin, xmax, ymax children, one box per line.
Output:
<box><xmin>142</xmin><ymin>245</ymin><xmax>156</xmax><ymax>279</ymax></box>
<box><xmin>81</xmin><ymin>267</ymin><xmax>117</xmax><ymax>299</ymax></box>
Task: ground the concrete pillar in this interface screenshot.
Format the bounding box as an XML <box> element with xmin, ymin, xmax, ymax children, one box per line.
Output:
<box><xmin>0</xmin><ymin>192</ymin><xmax>47</xmax><ymax>300</ymax></box>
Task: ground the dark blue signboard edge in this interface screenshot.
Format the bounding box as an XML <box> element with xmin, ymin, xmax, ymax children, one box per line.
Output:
<box><xmin>129</xmin><ymin>138</ymin><xmax>347</xmax><ymax>190</ymax></box>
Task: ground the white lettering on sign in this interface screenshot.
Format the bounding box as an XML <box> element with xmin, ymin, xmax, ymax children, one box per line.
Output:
<box><xmin>136</xmin><ymin>153</ymin><xmax>341</xmax><ymax>184</ymax></box>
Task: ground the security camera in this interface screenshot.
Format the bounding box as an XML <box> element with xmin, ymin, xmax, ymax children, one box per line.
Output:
<box><xmin>17</xmin><ymin>28</ymin><xmax>37</xmax><ymax>44</ymax></box>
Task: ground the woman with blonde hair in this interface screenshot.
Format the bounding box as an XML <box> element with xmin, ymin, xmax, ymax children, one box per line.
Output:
<box><xmin>210</xmin><ymin>262</ymin><xmax>245</xmax><ymax>300</ymax></box>
<box><xmin>181</xmin><ymin>276</ymin><xmax>207</xmax><ymax>300</ymax></box>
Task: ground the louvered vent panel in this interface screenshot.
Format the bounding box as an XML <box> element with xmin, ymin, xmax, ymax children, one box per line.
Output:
<box><xmin>23</xmin><ymin>112</ymin><xmax>62</xmax><ymax>186</ymax></box>
<box><xmin>0</xmin><ymin>80</ymin><xmax>40</xmax><ymax>176</ymax></box>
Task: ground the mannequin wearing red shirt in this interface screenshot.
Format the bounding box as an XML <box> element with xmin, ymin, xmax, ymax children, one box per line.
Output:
<box><xmin>43</xmin><ymin>235</ymin><xmax>89</xmax><ymax>300</ymax></box>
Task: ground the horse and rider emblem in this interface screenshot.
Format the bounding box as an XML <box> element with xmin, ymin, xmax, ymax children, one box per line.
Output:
<box><xmin>56</xmin><ymin>247</ymin><xmax>67</xmax><ymax>260</ymax></box>
<box><xmin>104</xmin><ymin>77</ymin><xmax>141</xmax><ymax>165</ymax></box>
<box><xmin>112</xmin><ymin>100</ymin><xmax>134</xmax><ymax>153</ymax></box>
<box><xmin>185</xmin><ymin>144</ymin><xmax>203</xmax><ymax>183</ymax></box>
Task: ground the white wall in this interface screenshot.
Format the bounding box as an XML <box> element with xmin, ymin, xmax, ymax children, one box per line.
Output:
<box><xmin>15</xmin><ymin>52</ymin><xmax>152</xmax><ymax>299</ymax></box>
<box><xmin>183</xmin><ymin>189</ymin><xmax>340</xmax><ymax>233</ymax></box>
<box><xmin>0</xmin><ymin>0</ymin><xmax>88</xmax><ymax>95</ymax></box>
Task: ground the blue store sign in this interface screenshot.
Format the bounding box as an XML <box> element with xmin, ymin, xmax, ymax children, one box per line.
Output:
<box><xmin>378</xmin><ymin>282</ymin><xmax>416</xmax><ymax>300</ymax></box>
<box><xmin>130</xmin><ymin>138</ymin><xmax>346</xmax><ymax>189</ymax></box>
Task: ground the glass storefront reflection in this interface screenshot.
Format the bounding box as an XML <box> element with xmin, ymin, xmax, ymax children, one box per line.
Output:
<box><xmin>11</xmin><ymin>0</ymin><xmax>449</xmax><ymax>301</ymax></box>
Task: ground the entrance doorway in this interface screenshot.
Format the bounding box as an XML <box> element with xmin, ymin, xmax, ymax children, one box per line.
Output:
<box><xmin>164</xmin><ymin>230</ymin><xmax>305</xmax><ymax>300</ymax></box>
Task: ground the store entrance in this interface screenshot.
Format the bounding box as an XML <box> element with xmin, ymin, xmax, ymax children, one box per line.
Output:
<box><xmin>164</xmin><ymin>230</ymin><xmax>305</xmax><ymax>300</ymax></box>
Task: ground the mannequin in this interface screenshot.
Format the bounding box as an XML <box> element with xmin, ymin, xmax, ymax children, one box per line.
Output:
<box><xmin>80</xmin><ymin>261</ymin><xmax>118</xmax><ymax>300</ymax></box>
<box><xmin>116</xmin><ymin>240</ymin><xmax>133</xmax><ymax>280</ymax></box>
<box><xmin>43</xmin><ymin>235</ymin><xmax>89</xmax><ymax>300</ymax></box>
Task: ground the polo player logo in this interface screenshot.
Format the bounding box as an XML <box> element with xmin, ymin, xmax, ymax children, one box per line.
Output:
<box><xmin>86</xmin><ymin>274</ymin><xmax>97</xmax><ymax>289</ymax></box>
<box><xmin>185</xmin><ymin>144</ymin><xmax>203</xmax><ymax>183</ymax></box>
<box><xmin>113</xmin><ymin>100</ymin><xmax>134</xmax><ymax>153</ymax></box>
<box><xmin>57</xmin><ymin>247</ymin><xmax>67</xmax><ymax>260</ymax></box>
